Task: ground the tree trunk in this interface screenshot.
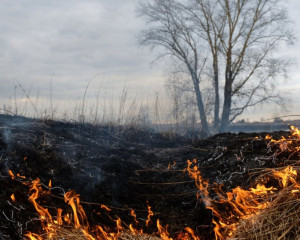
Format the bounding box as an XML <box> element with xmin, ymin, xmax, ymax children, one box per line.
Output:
<box><xmin>219</xmin><ymin>51</ymin><xmax>232</xmax><ymax>132</ymax></box>
<box><xmin>213</xmin><ymin>55</ymin><xmax>220</xmax><ymax>131</ymax></box>
<box><xmin>219</xmin><ymin>82</ymin><xmax>231</xmax><ymax>132</ymax></box>
<box><xmin>187</xmin><ymin>66</ymin><xmax>210</xmax><ymax>136</ymax></box>
<box><xmin>194</xmin><ymin>81</ymin><xmax>210</xmax><ymax>136</ymax></box>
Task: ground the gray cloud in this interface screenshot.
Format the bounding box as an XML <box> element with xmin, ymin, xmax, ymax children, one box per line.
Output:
<box><xmin>0</xmin><ymin>0</ymin><xmax>160</xmax><ymax>100</ymax></box>
<box><xmin>0</xmin><ymin>0</ymin><xmax>299</xmax><ymax>121</ymax></box>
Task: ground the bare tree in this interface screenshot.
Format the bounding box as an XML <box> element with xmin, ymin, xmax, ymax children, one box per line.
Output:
<box><xmin>138</xmin><ymin>0</ymin><xmax>211</xmax><ymax>136</ymax></box>
<box><xmin>138</xmin><ymin>0</ymin><xmax>293</xmax><ymax>134</ymax></box>
<box><xmin>183</xmin><ymin>0</ymin><xmax>226</xmax><ymax>131</ymax></box>
<box><xmin>212</xmin><ymin>0</ymin><xmax>292</xmax><ymax>131</ymax></box>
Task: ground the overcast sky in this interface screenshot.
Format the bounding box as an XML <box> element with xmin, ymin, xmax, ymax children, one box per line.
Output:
<box><xmin>0</xmin><ymin>0</ymin><xmax>299</xmax><ymax>121</ymax></box>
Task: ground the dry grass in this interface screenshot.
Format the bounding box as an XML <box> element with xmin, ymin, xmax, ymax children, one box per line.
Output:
<box><xmin>232</xmin><ymin>186</ymin><xmax>300</xmax><ymax>240</ymax></box>
<box><xmin>118</xmin><ymin>232</ymin><xmax>161</xmax><ymax>240</ymax></box>
<box><xmin>47</xmin><ymin>227</ymin><xmax>87</xmax><ymax>240</ymax></box>
<box><xmin>41</xmin><ymin>227</ymin><xmax>162</xmax><ymax>240</ymax></box>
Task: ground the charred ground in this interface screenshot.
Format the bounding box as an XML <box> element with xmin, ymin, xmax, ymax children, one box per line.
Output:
<box><xmin>0</xmin><ymin>114</ymin><xmax>291</xmax><ymax>239</ymax></box>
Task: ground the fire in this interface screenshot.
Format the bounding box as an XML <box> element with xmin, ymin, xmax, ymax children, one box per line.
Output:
<box><xmin>186</xmin><ymin>159</ymin><xmax>210</xmax><ymax>203</ymax></box>
<box><xmin>25</xmin><ymin>179</ymin><xmax>105</xmax><ymax>239</ymax></box>
<box><xmin>130</xmin><ymin>208</ymin><xmax>139</xmax><ymax>224</ymax></box>
<box><xmin>290</xmin><ymin>125</ymin><xmax>300</xmax><ymax>137</ymax></box>
<box><xmin>129</xmin><ymin>223</ymin><xmax>139</xmax><ymax>235</ymax></box>
<box><xmin>145</xmin><ymin>204</ymin><xmax>154</xmax><ymax>227</ymax></box>
<box><xmin>17</xmin><ymin>173</ymin><xmax>26</xmax><ymax>179</ymax></box>
<box><xmin>28</xmin><ymin>178</ymin><xmax>53</xmax><ymax>223</ymax></box>
<box><xmin>8</xmin><ymin>169</ymin><xmax>26</xmax><ymax>180</ymax></box>
<box><xmin>14</xmin><ymin>125</ymin><xmax>300</xmax><ymax>239</ymax></box>
<box><xmin>249</xmin><ymin>184</ymin><xmax>276</xmax><ymax>194</ymax></box>
<box><xmin>184</xmin><ymin>227</ymin><xmax>200</xmax><ymax>240</ymax></box>
<box><xmin>157</xmin><ymin>219</ymin><xmax>172</xmax><ymax>240</ymax></box>
<box><xmin>266</xmin><ymin>125</ymin><xmax>300</xmax><ymax>154</ymax></box>
<box><xmin>24</xmin><ymin>232</ymin><xmax>43</xmax><ymax>240</ymax></box>
<box><xmin>63</xmin><ymin>213</ymin><xmax>72</xmax><ymax>225</ymax></box>
<box><xmin>187</xmin><ymin>159</ymin><xmax>300</xmax><ymax>239</ymax></box>
<box><xmin>55</xmin><ymin>208</ymin><xmax>63</xmax><ymax>225</ymax></box>
<box><xmin>100</xmin><ymin>204</ymin><xmax>111</xmax><ymax>212</ymax></box>
<box><xmin>185</xmin><ymin>126</ymin><xmax>300</xmax><ymax>239</ymax></box>
<box><xmin>10</xmin><ymin>193</ymin><xmax>16</xmax><ymax>202</ymax></box>
<box><xmin>168</xmin><ymin>161</ymin><xmax>176</xmax><ymax>170</ymax></box>
<box><xmin>265</xmin><ymin>134</ymin><xmax>272</xmax><ymax>140</ymax></box>
<box><xmin>272</xmin><ymin>166</ymin><xmax>297</xmax><ymax>187</ymax></box>
<box><xmin>23</xmin><ymin>176</ymin><xmax>188</xmax><ymax>240</ymax></box>
<box><xmin>8</xmin><ymin>169</ymin><xmax>15</xmax><ymax>180</ymax></box>
<box><xmin>64</xmin><ymin>190</ymin><xmax>89</xmax><ymax>229</ymax></box>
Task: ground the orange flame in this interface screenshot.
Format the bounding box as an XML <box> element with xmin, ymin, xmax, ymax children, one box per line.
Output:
<box><xmin>145</xmin><ymin>204</ymin><xmax>153</xmax><ymax>227</ymax></box>
<box><xmin>48</xmin><ymin>180</ymin><xmax>52</xmax><ymax>189</ymax></box>
<box><xmin>272</xmin><ymin>166</ymin><xmax>297</xmax><ymax>188</ymax></box>
<box><xmin>129</xmin><ymin>224</ymin><xmax>138</xmax><ymax>235</ymax></box>
<box><xmin>168</xmin><ymin>161</ymin><xmax>176</xmax><ymax>170</ymax></box>
<box><xmin>101</xmin><ymin>204</ymin><xmax>111</xmax><ymax>212</ymax></box>
<box><xmin>130</xmin><ymin>208</ymin><xmax>139</xmax><ymax>224</ymax></box>
<box><xmin>82</xmin><ymin>227</ymin><xmax>96</xmax><ymax>240</ymax></box>
<box><xmin>64</xmin><ymin>190</ymin><xmax>89</xmax><ymax>229</ymax></box>
<box><xmin>184</xmin><ymin>227</ymin><xmax>200</xmax><ymax>240</ymax></box>
<box><xmin>157</xmin><ymin>219</ymin><xmax>172</xmax><ymax>240</ymax></box>
<box><xmin>265</xmin><ymin>134</ymin><xmax>272</xmax><ymax>140</ymax></box>
<box><xmin>22</xmin><ymin>125</ymin><xmax>300</xmax><ymax>240</ymax></box>
<box><xmin>10</xmin><ymin>194</ymin><xmax>16</xmax><ymax>202</ymax></box>
<box><xmin>187</xmin><ymin>159</ymin><xmax>299</xmax><ymax>239</ymax></box>
<box><xmin>63</xmin><ymin>213</ymin><xmax>72</xmax><ymax>225</ymax></box>
<box><xmin>54</xmin><ymin>208</ymin><xmax>63</xmax><ymax>226</ymax></box>
<box><xmin>115</xmin><ymin>217</ymin><xmax>123</xmax><ymax>234</ymax></box>
<box><xmin>249</xmin><ymin>184</ymin><xmax>276</xmax><ymax>194</ymax></box>
<box><xmin>95</xmin><ymin>225</ymin><xmax>113</xmax><ymax>240</ymax></box>
<box><xmin>16</xmin><ymin>173</ymin><xmax>26</xmax><ymax>179</ymax></box>
<box><xmin>8</xmin><ymin>170</ymin><xmax>15</xmax><ymax>180</ymax></box>
<box><xmin>28</xmin><ymin>178</ymin><xmax>53</xmax><ymax>223</ymax></box>
<box><xmin>290</xmin><ymin>125</ymin><xmax>300</xmax><ymax>137</ymax></box>
<box><xmin>186</xmin><ymin>159</ymin><xmax>210</xmax><ymax>204</ymax></box>
<box><xmin>24</xmin><ymin>232</ymin><xmax>43</xmax><ymax>240</ymax></box>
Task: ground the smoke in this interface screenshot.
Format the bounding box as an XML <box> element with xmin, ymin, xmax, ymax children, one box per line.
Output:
<box><xmin>2</xmin><ymin>127</ymin><xmax>11</xmax><ymax>147</ymax></box>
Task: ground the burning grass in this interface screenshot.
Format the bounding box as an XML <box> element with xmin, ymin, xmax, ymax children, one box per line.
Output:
<box><xmin>185</xmin><ymin>126</ymin><xmax>300</xmax><ymax>239</ymax></box>
<box><xmin>9</xmin><ymin>172</ymin><xmax>172</xmax><ymax>240</ymax></box>
<box><xmin>21</xmin><ymin>126</ymin><xmax>300</xmax><ymax>239</ymax></box>
<box><xmin>234</xmin><ymin>186</ymin><xmax>300</xmax><ymax>240</ymax></box>
<box><xmin>25</xmin><ymin>227</ymin><xmax>87</xmax><ymax>240</ymax></box>
<box><xmin>1</xmin><ymin>115</ymin><xmax>300</xmax><ymax>239</ymax></box>
<box><xmin>25</xmin><ymin>229</ymin><xmax>162</xmax><ymax>240</ymax></box>
<box><xmin>186</xmin><ymin>162</ymin><xmax>300</xmax><ymax>239</ymax></box>
<box><xmin>25</xmin><ymin>228</ymin><xmax>163</xmax><ymax>240</ymax></box>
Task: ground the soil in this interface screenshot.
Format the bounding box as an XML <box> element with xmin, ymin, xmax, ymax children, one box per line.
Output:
<box><xmin>0</xmin><ymin>114</ymin><xmax>292</xmax><ymax>239</ymax></box>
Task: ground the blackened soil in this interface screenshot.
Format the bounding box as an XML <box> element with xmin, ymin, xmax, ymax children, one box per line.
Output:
<box><xmin>0</xmin><ymin>115</ymin><xmax>291</xmax><ymax>240</ymax></box>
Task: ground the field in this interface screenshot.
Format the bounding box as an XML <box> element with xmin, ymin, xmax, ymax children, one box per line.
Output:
<box><xmin>0</xmin><ymin>114</ymin><xmax>299</xmax><ymax>239</ymax></box>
